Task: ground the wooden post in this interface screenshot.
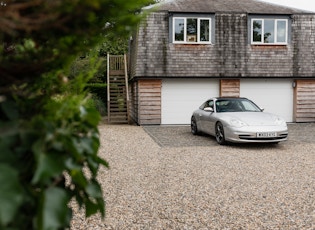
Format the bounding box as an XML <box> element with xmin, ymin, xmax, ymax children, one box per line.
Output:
<box><xmin>124</xmin><ymin>54</ymin><xmax>130</xmax><ymax>124</ymax></box>
<box><xmin>107</xmin><ymin>53</ymin><xmax>110</xmax><ymax>123</ymax></box>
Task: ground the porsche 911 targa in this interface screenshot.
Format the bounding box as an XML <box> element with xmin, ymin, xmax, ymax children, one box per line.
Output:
<box><xmin>191</xmin><ymin>97</ymin><xmax>288</xmax><ymax>145</ymax></box>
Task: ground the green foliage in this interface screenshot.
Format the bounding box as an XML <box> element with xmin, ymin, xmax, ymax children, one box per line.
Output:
<box><xmin>90</xmin><ymin>94</ymin><xmax>107</xmax><ymax>117</ymax></box>
<box><xmin>86</xmin><ymin>83</ymin><xmax>108</xmax><ymax>116</ymax></box>
<box><xmin>86</xmin><ymin>83</ymin><xmax>107</xmax><ymax>103</ymax></box>
<box><xmin>70</xmin><ymin>56</ymin><xmax>107</xmax><ymax>83</ymax></box>
<box><xmin>0</xmin><ymin>0</ymin><xmax>153</xmax><ymax>229</ymax></box>
<box><xmin>0</xmin><ymin>84</ymin><xmax>108</xmax><ymax>229</ymax></box>
<box><xmin>99</xmin><ymin>36</ymin><xmax>129</xmax><ymax>56</ymax></box>
<box><xmin>0</xmin><ymin>0</ymin><xmax>154</xmax><ymax>89</ymax></box>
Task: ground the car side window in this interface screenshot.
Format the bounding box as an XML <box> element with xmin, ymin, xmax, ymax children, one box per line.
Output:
<box><xmin>199</xmin><ymin>102</ymin><xmax>207</xmax><ymax>109</ymax></box>
<box><xmin>207</xmin><ymin>100</ymin><xmax>214</xmax><ymax>109</ymax></box>
<box><xmin>200</xmin><ymin>100</ymin><xmax>214</xmax><ymax>109</ymax></box>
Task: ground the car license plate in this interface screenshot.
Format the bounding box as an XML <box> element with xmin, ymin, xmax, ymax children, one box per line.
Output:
<box><xmin>257</xmin><ymin>132</ymin><xmax>277</xmax><ymax>138</ymax></box>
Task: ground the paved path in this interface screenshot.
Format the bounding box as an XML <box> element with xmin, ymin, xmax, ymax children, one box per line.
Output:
<box><xmin>143</xmin><ymin>123</ymin><xmax>315</xmax><ymax>147</ymax></box>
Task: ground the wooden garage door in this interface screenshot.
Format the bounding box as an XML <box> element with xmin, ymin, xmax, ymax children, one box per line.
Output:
<box><xmin>161</xmin><ymin>79</ymin><xmax>219</xmax><ymax>125</ymax></box>
<box><xmin>295</xmin><ymin>80</ymin><xmax>315</xmax><ymax>122</ymax></box>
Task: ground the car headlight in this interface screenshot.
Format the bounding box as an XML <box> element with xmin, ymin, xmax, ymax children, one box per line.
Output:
<box><xmin>229</xmin><ymin>118</ymin><xmax>247</xmax><ymax>128</ymax></box>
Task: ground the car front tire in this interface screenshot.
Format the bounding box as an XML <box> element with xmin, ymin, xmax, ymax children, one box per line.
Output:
<box><xmin>215</xmin><ymin>122</ymin><xmax>226</xmax><ymax>145</ymax></box>
<box><xmin>191</xmin><ymin>117</ymin><xmax>199</xmax><ymax>135</ymax></box>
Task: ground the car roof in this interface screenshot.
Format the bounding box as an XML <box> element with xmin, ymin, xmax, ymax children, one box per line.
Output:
<box><xmin>212</xmin><ymin>97</ymin><xmax>248</xmax><ymax>100</ymax></box>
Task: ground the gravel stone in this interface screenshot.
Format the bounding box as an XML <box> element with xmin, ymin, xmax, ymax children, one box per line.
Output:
<box><xmin>71</xmin><ymin>123</ymin><xmax>315</xmax><ymax>229</ymax></box>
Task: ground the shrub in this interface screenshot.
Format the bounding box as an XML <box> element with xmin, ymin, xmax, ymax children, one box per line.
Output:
<box><xmin>0</xmin><ymin>0</ymin><xmax>153</xmax><ymax>229</ymax></box>
<box><xmin>86</xmin><ymin>83</ymin><xmax>107</xmax><ymax>105</ymax></box>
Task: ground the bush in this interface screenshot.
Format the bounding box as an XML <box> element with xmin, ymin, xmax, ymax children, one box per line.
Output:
<box><xmin>70</xmin><ymin>57</ymin><xmax>107</xmax><ymax>83</ymax></box>
<box><xmin>0</xmin><ymin>72</ymin><xmax>108</xmax><ymax>229</ymax></box>
<box><xmin>86</xmin><ymin>83</ymin><xmax>107</xmax><ymax>104</ymax></box>
<box><xmin>89</xmin><ymin>94</ymin><xmax>107</xmax><ymax>117</ymax></box>
<box><xmin>0</xmin><ymin>0</ymin><xmax>153</xmax><ymax>229</ymax></box>
<box><xmin>86</xmin><ymin>83</ymin><xmax>107</xmax><ymax>116</ymax></box>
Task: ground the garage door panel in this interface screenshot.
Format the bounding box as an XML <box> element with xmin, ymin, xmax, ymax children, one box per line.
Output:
<box><xmin>240</xmin><ymin>79</ymin><xmax>293</xmax><ymax>122</ymax></box>
<box><xmin>162</xmin><ymin>79</ymin><xmax>219</xmax><ymax>125</ymax></box>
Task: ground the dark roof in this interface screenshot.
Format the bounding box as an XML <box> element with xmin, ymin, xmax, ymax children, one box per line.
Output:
<box><xmin>152</xmin><ymin>0</ymin><xmax>311</xmax><ymax>14</ymax></box>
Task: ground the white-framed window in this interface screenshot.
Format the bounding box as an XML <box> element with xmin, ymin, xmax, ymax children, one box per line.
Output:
<box><xmin>173</xmin><ymin>17</ymin><xmax>211</xmax><ymax>44</ymax></box>
<box><xmin>251</xmin><ymin>18</ymin><xmax>288</xmax><ymax>45</ymax></box>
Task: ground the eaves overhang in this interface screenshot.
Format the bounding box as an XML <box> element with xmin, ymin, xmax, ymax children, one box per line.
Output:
<box><xmin>149</xmin><ymin>0</ymin><xmax>312</xmax><ymax>15</ymax></box>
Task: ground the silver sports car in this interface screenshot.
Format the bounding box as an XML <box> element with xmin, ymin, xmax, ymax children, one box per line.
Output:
<box><xmin>191</xmin><ymin>97</ymin><xmax>288</xmax><ymax>145</ymax></box>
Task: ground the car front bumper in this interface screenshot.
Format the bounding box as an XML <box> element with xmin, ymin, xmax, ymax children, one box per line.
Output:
<box><xmin>224</xmin><ymin>125</ymin><xmax>288</xmax><ymax>143</ymax></box>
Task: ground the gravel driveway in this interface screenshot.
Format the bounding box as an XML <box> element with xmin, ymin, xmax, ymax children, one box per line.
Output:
<box><xmin>71</xmin><ymin>123</ymin><xmax>315</xmax><ymax>229</ymax></box>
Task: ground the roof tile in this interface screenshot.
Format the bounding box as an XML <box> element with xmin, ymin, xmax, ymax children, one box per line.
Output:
<box><xmin>154</xmin><ymin>0</ymin><xmax>311</xmax><ymax>14</ymax></box>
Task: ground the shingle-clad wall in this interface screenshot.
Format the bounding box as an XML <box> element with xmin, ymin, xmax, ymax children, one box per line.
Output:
<box><xmin>130</xmin><ymin>12</ymin><xmax>315</xmax><ymax>79</ymax></box>
<box><xmin>246</xmin><ymin>46</ymin><xmax>293</xmax><ymax>77</ymax></box>
<box><xmin>131</xmin><ymin>12</ymin><xmax>170</xmax><ymax>77</ymax></box>
<box><xmin>292</xmin><ymin>15</ymin><xmax>315</xmax><ymax>77</ymax></box>
<box><xmin>216</xmin><ymin>13</ymin><xmax>248</xmax><ymax>77</ymax></box>
<box><xmin>131</xmin><ymin>12</ymin><xmax>218</xmax><ymax>78</ymax></box>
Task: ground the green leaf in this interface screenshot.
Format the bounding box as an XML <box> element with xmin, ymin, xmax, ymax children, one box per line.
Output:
<box><xmin>85</xmin><ymin>199</ymin><xmax>100</xmax><ymax>217</ymax></box>
<box><xmin>80</xmin><ymin>137</ymin><xmax>94</xmax><ymax>154</ymax></box>
<box><xmin>87</xmin><ymin>157</ymin><xmax>99</xmax><ymax>176</ymax></box>
<box><xmin>65</xmin><ymin>158</ymin><xmax>81</xmax><ymax>171</ymax></box>
<box><xmin>97</xmin><ymin>197</ymin><xmax>105</xmax><ymax>217</ymax></box>
<box><xmin>0</xmin><ymin>141</ymin><xmax>15</xmax><ymax>164</ymax></box>
<box><xmin>32</xmin><ymin>152</ymin><xmax>65</xmax><ymax>185</ymax></box>
<box><xmin>95</xmin><ymin>156</ymin><xmax>109</xmax><ymax>169</ymax></box>
<box><xmin>85</xmin><ymin>197</ymin><xmax>105</xmax><ymax>218</ymax></box>
<box><xmin>86</xmin><ymin>180</ymin><xmax>103</xmax><ymax>198</ymax></box>
<box><xmin>84</xmin><ymin>180</ymin><xmax>105</xmax><ymax>218</ymax></box>
<box><xmin>32</xmin><ymin>139</ymin><xmax>45</xmax><ymax>157</ymax></box>
<box><xmin>1</xmin><ymin>100</ymin><xmax>19</xmax><ymax>121</ymax></box>
<box><xmin>0</xmin><ymin>164</ymin><xmax>24</xmax><ymax>226</ymax></box>
<box><xmin>0</xmin><ymin>121</ymin><xmax>19</xmax><ymax>137</ymax></box>
<box><xmin>91</xmin><ymin>133</ymin><xmax>100</xmax><ymax>154</ymax></box>
<box><xmin>38</xmin><ymin>187</ymin><xmax>71</xmax><ymax>230</ymax></box>
<box><xmin>71</xmin><ymin>169</ymin><xmax>88</xmax><ymax>189</ymax></box>
<box><xmin>71</xmin><ymin>138</ymin><xmax>84</xmax><ymax>155</ymax></box>
<box><xmin>81</xmin><ymin>107</ymin><xmax>100</xmax><ymax>126</ymax></box>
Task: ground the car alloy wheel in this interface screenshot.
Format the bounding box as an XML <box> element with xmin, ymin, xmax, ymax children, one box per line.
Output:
<box><xmin>215</xmin><ymin>122</ymin><xmax>226</xmax><ymax>145</ymax></box>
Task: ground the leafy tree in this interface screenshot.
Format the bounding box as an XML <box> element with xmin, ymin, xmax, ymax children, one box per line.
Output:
<box><xmin>0</xmin><ymin>0</ymin><xmax>153</xmax><ymax>229</ymax></box>
<box><xmin>70</xmin><ymin>28</ymin><xmax>134</xmax><ymax>84</ymax></box>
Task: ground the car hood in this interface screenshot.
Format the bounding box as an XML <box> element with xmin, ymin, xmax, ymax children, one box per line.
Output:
<box><xmin>218</xmin><ymin>112</ymin><xmax>286</xmax><ymax>126</ymax></box>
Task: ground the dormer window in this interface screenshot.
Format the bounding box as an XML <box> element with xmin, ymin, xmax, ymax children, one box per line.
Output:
<box><xmin>251</xmin><ymin>18</ymin><xmax>288</xmax><ymax>45</ymax></box>
<box><xmin>173</xmin><ymin>17</ymin><xmax>212</xmax><ymax>44</ymax></box>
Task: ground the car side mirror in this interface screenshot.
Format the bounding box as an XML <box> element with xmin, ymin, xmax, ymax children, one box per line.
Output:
<box><xmin>204</xmin><ymin>107</ymin><xmax>214</xmax><ymax>112</ymax></box>
<box><xmin>260</xmin><ymin>107</ymin><xmax>264</xmax><ymax>111</ymax></box>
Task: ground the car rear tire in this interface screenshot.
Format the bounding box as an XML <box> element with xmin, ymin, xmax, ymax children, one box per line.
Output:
<box><xmin>215</xmin><ymin>122</ymin><xmax>226</xmax><ymax>145</ymax></box>
<box><xmin>191</xmin><ymin>117</ymin><xmax>199</xmax><ymax>135</ymax></box>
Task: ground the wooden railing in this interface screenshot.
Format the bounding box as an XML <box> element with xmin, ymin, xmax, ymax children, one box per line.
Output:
<box><xmin>107</xmin><ymin>54</ymin><xmax>130</xmax><ymax>124</ymax></box>
<box><xmin>108</xmin><ymin>55</ymin><xmax>125</xmax><ymax>70</ymax></box>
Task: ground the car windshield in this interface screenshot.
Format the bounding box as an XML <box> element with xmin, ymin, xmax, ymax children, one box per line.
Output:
<box><xmin>215</xmin><ymin>99</ymin><xmax>261</xmax><ymax>113</ymax></box>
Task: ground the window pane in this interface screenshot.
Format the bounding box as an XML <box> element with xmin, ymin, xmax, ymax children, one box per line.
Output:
<box><xmin>277</xmin><ymin>20</ymin><xmax>287</xmax><ymax>43</ymax></box>
<box><xmin>253</xmin><ymin>20</ymin><xmax>262</xmax><ymax>42</ymax></box>
<box><xmin>200</xmin><ymin>19</ymin><xmax>210</xmax><ymax>42</ymax></box>
<box><xmin>264</xmin><ymin>19</ymin><xmax>275</xmax><ymax>43</ymax></box>
<box><xmin>174</xmin><ymin>18</ymin><xmax>184</xmax><ymax>41</ymax></box>
<box><xmin>186</xmin><ymin>18</ymin><xmax>197</xmax><ymax>42</ymax></box>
